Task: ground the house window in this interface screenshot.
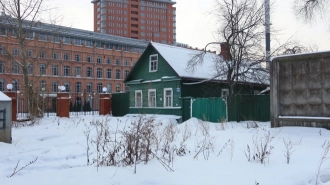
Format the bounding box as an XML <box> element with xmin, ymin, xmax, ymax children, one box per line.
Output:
<box><xmin>39</xmin><ymin>80</ymin><xmax>46</xmax><ymax>91</ymax></box>
<box><xmin>221</xmin><ymin>89</ymin><xmax>229</xmax><ymax>99</ymax></box>
<box><xmin>124</xmin><ymin>60</ymin><xmax>129</xmax><ymax>66</ymax></box>
<box><xmin>64</xmin><ymin>66</ymin><xmax>70</xmax><ymax>76</ymax></box>
<box><xmin>12</xmin><ymin>48</ymin><xmax>20</xmax><ymax>56</ymax></box>
<box><xmin>97</xmin><ymin>83</ymin><xmax>103</xmax><ymax>93</ymax></box>
<box><xmin>39</xmin><ymin>51</ymin><xmax>46</xmax><ymax>58</ymax></box>
<box><xmin>64</xmin><ymin>53</ymin><xmax>70</xmax><ymax>60</ymax></box>
<box><xmin>52</xmin><ymin>65</ymin><xmax>58</xmax><ymax>76</ymax></box>
<box><xmin>116</xmin><ymin>69</ymin><xmax>120</xmax><ymax>79</ymax></box>
<box><xmin>12</xmin><ymin>62</ymin><xmax>20</xmax><ymax>74</ymax></box>
<box><xmin>27</xmin><ymin>50</ymin><xmax>33</xmax><ymax>57</ymax></box>
<box><xmin>40</xmin><ymin>63</ymin><xmax>46</xmax><ymax>75</ymax></box>
<box><xmin>75</xmin><ymin>82</ymin><xmax>81</xmax><ymax>93</ymax></box>
<box><xmin>107</xmin><ymin>58</ymin><xmax>112</xmax><ymax>64</ymax></box>
<box><xmin>148</xmin><ymin>89</ymin><xmax>156</xmax><ymax>107</ymax></box>
<box><xmin>97</xmin><ymin>68</ymin><xmax>102</xmax><ymax>78</ymax></box>
<box><xmin>12</xmin><ymin>80</ymin><xmax>19</xmax><ymax>91</ymax></box>
<box><xmin>0</xmin><ymin>79</ymin><xmax>4</xmax><ymax>91</ymax></box>
<box><xmin>107</xmin><ymin>69</ymin><xmax>112</xmax><ymax>78</ymax></box>
<box><xmin>149</xmin><ymin>54</ymin><xmax>158</xmax><ymax>72</ymax></box>
<box><xmin>64</xmin><ymin>82</ymin><xmax>70</xmax><ymax>92</ymax></box>
<box><xmin>125</xmin><ymin>70</ymin><xmax>129</xmax><ymax>78</ymax></box>
<box><xmin>164</xmin><ymin>88</ymin><xmax>173</xmax><ymax>107</ymax></box>
<box><xmin>75</xmin><ymin>67</ymin><xmax>81</xmax><ymax>77</ymax></box>
<box><xmin>52</xmin><ymin>52</ymin><xmax>58</xmax><ymax>59</ymax></box>
<box><xmin>116</xmin><ymin>59</ymin><xmax>120</xmax><ymax>65</ymax></box>
<box><xmin>107</xmin><ymin>83</ymin><xmax>112</xmax><ymax>93</ymax></box>
<box><xmin>86</xmin><ymin>67</ymin><xmax>92</xmax><ymax>77</ymax></box>
<box><xmin>135</xmin><ymin>90</ymin><xmax>142</xmax><ymax>107</ymax></box>
<box><xmin>27</xmin><ymin>65</ymin><xmax>33</xmax><ymax>74</ymax></box>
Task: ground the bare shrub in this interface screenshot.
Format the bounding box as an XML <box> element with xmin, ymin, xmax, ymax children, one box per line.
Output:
<box><xmin>283</xmin><ymin>138</ymin><xmax>301</xmax><ymax>164</ymax></box>
<box><xmin>315</xmin><ymin>141</ymin><xmax>330</xmax><ymax>185</ymax></box>
<box><xmin>7</xmin><ymin>157</ymin><xmax>38</xmax><ymax>178</ymax></box>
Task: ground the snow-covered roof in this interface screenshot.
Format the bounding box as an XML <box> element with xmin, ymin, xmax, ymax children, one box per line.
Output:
<box><xmin>0</xmin><ymin>91</ymin><xmax>11</xmax><ymax>101</ymax></box>
<box><xmin>151</xmin><ymin>42</ymin><xmax>269</xmax><ymax>84</ymax></box>
<box><xmin>151</xmin><ymin>42</ymin><xmax>217</xmax><ymax>79</ymax></box>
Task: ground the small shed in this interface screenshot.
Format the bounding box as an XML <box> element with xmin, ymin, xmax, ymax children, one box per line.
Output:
<box><xmin>0</xmin><ymin>91</ymin><xmax>12</xmax><ymax>143</ymax></box>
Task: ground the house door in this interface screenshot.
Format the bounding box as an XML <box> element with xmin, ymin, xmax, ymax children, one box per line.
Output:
<box><xmin>182</xmin><ymin>98</ymin><xmax>191</xmax><ymax>122</ymax></box>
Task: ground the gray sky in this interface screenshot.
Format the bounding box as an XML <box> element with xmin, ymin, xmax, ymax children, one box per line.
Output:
<box><xmin>49</xmin><ymin>0</ymin><xmax>330</xmax><ymax>51</ymax></box>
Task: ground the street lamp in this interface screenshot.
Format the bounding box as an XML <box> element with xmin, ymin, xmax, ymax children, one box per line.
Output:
<box><xmin>102</xmin><ymin>87</ymin><xmax>107</xmax><ymax>93</ymax></box>
<box><xmin>6</xmin><ymin>84</ymin><xmax>13</xmax><ymax>91</ymax></box>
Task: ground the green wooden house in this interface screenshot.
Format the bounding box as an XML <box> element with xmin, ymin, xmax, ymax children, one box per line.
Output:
<box><xmin>124</xmin><ymin>42</ymin><xmax>268</xmax><ymax>122</ymax></box>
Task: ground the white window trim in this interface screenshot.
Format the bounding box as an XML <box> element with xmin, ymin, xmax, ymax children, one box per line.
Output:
<box><xmin>149</xmin><ymin>54</ymin><xmax>158</xmax><ymax>72</ymax></box>
<box><xmin>135</xmin><ymin>90</ymin><xmax>143</xmax><ymax>107</ymax></box>
<box><xmin>148</xmin><ymin>89</ymin><xmax>157</xmax><ymax>107</ymax></box>
<box><xmin>163</xmin><ymin>88</ymin><xmax>173</xmax><ymax>107</ymax></box>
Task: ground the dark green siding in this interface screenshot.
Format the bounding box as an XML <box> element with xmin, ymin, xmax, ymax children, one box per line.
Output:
<box><xmin>192</xmin><ymin>98</ymin><xmax>227</xmax><ymax>122</ymax></box>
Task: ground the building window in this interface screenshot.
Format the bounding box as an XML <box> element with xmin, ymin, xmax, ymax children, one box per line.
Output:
<box><xmin>27</xmin><ymin>64</ymin><xmax>33</xmax><ymax>74</ymax></box>
<box><xmin>125</xmin><ymin>70</ymin><xmax>129</xmax><ymax>78</ymax></box>
<box><xmin>0</xmin><ymin>61</ymin><xmax>4</xmax><ymax>73</ymax></box>
<box><xmin>64</xmin><ymin>82</ymin><xmax>70</xmax><ymax>92</ymax></box>
<box><xmin>12</xmin><ymin>62</ymin><xmax>20</xmax><ymax>74</ymax></box>
<box><xmin>75</xmin><ymin>54</ymin><xmax>81</xmax><ymax>61</ymax></box>
<box><xmin>135</xmin><ymin>90</ymin><xmax>142</xmax><ymax>107</ymax></box>
<box><xmin>52</xmin><ymin>81</ymin><xmax>58</xmax><ymax>92</ymax></box>
<box><xmin>124</xmin><ymin>60</ymin><xmax>129</xmax><ymax>66</ymax></box>
<box><xmin>0</xmin><ymin>79</ymin><xmax>4</xmax><ymax>91</ymax></box>
<box><xmin>64</xmin><ymin>66</ymin><xmax>70</xmax><ymax>76</ymax></box>
<box><xmin>27</xmin><ymin>50</ymin><xmax>33</xmax><ymax>57</ymax></box>
<box><xmin>221</xmin><ymin>89</ymin><xmax>229</xmax><ymax>99</ymax></box>
<box><xmin>107</xmin><ymin>83</ymin><xmax>112</xmax><ymax>93</ymax></box>
<box><xmin>116</xmin><ymin>83</ymin><xmax>121</xmax><ymax>92</ymax></box>
<box><xmin>97</xmin><ymin>68</ymin><xmax>102</xmax><ymax>78</ymax></box>
<box><xmin>116</xmin><ymin>59</ymin><xmax>120</xmax><ymax>65</ymax></box>
<box><xmin>40</xmin><ymin>63</ymin><xmax>46</xmax><ymax>75</ymax></box>
<box><xmin>39</xmin><ymin>51</ymin><xmax>46</xmax><ymax>58</ymax></box>
<box><xmin>12</xmin><ymin>80</ymin><xmax>19</xmax><ymax>91</ymax></box>
<box><xmin>64</xmin><ymin>53</ymin><xmax>70</xmax><ymax>60</ymax></box>
<box><xmin>87</xmin><ymin>56</ymin><xmax>92</xmax><ymax>62</ymax></box>
<box><xmin>149</xmin><ymin>54</ymin><xmax>158</xmax><ymax>72</ymax></box>
<box><xmin>12</xmin><ymin>48</ymin><xmax>20</xmax><ymax>56</ymax></box>
<box><xmin>116</xmin><ymin>69</ymin><xmax>120</xmax><ymax>79</ymax></box>
<box><xmin>148</xmin><ymin>89</ymin><xmax>156</xmax><ymax>107</ymax></box>
<box><xmin>107</xmin><ymin>69</ymin><xmax>112</xmax><ymax>78</ymax></box>
<box><xmin>39</xmin><ymin>80</ymin><xmax>46</xmax><ymax>91</ymax></box>
<box><xmin>86</xmin><ymin>67</ymin><xmax>92</xmax><ymax>77</ymax></box>
<box><xmin>107</xmin><ymin>58</ymin><xmax>112</xmax><ymax>64</ymax></box>
<box><xmin>52</xmin><ymin>52</ymin><xmax>58</xmax><ymax>59</ymax></box>
<box><xmin>75</xmin><ymin>67</ymin><xmax>81</xmax><ymax>77</ymax></box>
<box><xmin>87</xmin><ymin>82</ymin><xmax>92</xmax><ymax>93</ymax></box>
<box><xmin>164</xmin><ymin>88</ymin><xmax>173</xmax><ymax>107</ymax></box>
<box><xmin>97</xmin><ymin>83</ymin><xmax>103</xmax><ymax>93</ymax></box>
<box><xmin>97</xmin><ymin>57</ymin><xmax>102</xmax><ymax>63</ymax></box>
<box><xmin>52</xmin><ymin>65</ymin><xmax>58</xmax><ymax>76</ymax></box>
<box><xmin>75</xmin><ymin>82</ymin><xmax>81</xmax><ymax>93</ymax></box>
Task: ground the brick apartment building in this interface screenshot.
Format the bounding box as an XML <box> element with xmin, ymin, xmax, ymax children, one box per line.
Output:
<box><xmin>92</xmin><ymin>0</ymin><xmax>176</xmax><ymax>44</ymax></box>
<box><xmin>0</xmin><ymin>15</ymin><xmax>148</xmax><ymax>95</ymax></box>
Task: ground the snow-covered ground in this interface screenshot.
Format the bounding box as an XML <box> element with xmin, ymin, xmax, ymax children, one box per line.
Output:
<box><xmin>1</xmin><ymin>115</ymin><xmax>330</xmax><ymax>185</ymax></box>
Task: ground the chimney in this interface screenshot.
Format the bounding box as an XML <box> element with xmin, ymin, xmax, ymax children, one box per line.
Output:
<box><xmin>220</xmin><ymin>42</ymin><xmax>232</xmax><ymax>61</ymax></box>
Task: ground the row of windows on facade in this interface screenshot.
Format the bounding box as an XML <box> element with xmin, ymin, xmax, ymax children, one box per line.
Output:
<box><xmin>0</xmin><ymin>61</ymin><xmax>129</xmax><ymax>79</ymax></box>
<box><xmin>100</xmin><ymin>17</ymin><xmax>173</xmax><ymax>27</ymax></box>
<box><xmin>99</xmin><ymin>1</ymin><xmax>170</xmax><ymax>9</ymax></box>
<box><xmin>134</xmin><ymin>88</ymin><xmax>173</xmax><ymax>108</ymax></box>
<box><xmin>98</xmin><ymin>15</ymin><xmax>172</xmax><ymax>23</ymax></box>
<box><xmin>0</xmin><ymin>48</ymin><xmax>132</xmax><ymax>65</ymax></box>
<box><xmin>99</xmin><ymin>7</ymin><xmax>169</xmax><ymax>15</ymax></box>
<box><xmin>0</xmin><ymin>28</ymin><xmax>144</xmax><ymax>53</ymax></box>
<box><xmin>0</xmin><ymin>79</ymin><xmax>123</xmax><ymax>93</ymax></box>
<box><xmin>105</xmin><ymin>22</ymin><xmax>169</xmax><ymax>33</ymax></box>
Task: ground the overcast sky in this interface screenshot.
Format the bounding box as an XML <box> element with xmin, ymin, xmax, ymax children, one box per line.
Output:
<box><xmin>48</xmin><ymin>0</ymin><xmax>330</xmax><ymax>51</ymax></box>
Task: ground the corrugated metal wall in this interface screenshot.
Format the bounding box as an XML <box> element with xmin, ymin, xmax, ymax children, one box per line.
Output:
<box><xmin>112</xmin><ymin>92</ymin><xmax>130</xmax><ymax>116</ymax></box>
<box><xmin>192</xmin><ymin>97</ymin><xmax>227</xmax><ymax>123</ymax></box>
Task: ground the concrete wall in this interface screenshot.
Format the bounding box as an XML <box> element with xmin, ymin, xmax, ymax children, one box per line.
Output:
<box><xmin>0</xmin><ymin>92</ymin><xmax>12</xmax><ymax>143</ymax></box>
<box><xmin>271</xmin><ymin>51</ymin><xmax>330</xmax><ymax>129</ymax></box>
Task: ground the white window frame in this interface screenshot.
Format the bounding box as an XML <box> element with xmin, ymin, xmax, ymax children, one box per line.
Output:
<box><xmin>221</xmin><ymin>89</ymin><xmax>229</xmax><ymax>99</ymax></box>
<box><xmin>148</xmin><ymin>89</ymin><xmax>156</xmax><ymax>107</ymax></box>
<box><xmin>163</xmin><ymin>88</ymin><xmax>173</xmax><ymax>107</ymax></box>
<box><xmin>135</xmin><ymin>90</ymin><xmax>143</xmax><ymax>107</ymax></box>
<box><xmin>149</xmin><ymin>54</ymin><xmax>158</xmax><ymax>72</ymax></box>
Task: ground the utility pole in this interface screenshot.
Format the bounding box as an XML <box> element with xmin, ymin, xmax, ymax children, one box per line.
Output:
<box><xmin>265</xmin><ymin>0</ymin><xmax>271</xmax><ymax>68</ymax></box>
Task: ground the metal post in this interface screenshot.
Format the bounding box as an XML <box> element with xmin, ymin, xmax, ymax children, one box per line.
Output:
<box><xmin>265</xmin><ymin>0</ymin><xmax>271</xmax><ymax>68</ymax></box>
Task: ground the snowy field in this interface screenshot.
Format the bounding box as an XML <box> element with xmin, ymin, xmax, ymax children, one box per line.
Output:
<box><xmin>0</xmin><ymin>115</ymin><xmax>330</xmax><ymax>185</ymax></box>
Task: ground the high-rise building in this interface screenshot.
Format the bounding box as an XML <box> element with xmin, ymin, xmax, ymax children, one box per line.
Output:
<box><xmin>92</xmin><ymin>0</ymin><xmax>176</xmax><ymax>45</ymax></box>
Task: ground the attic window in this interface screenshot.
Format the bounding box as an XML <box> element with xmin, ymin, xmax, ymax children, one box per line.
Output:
<box><xmin>149</xmin><ymin>54</ymin><xmax>158</xmax><ymax>72</ymax></box>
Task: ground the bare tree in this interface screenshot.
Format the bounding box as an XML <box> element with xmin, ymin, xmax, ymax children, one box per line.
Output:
<box><xmin>294</xmin><ymin>0</ymin><xmax>327</xmax><ymax>21</ymax></box>
<box><xmin>187</xmin><ymin>0</ymin><xmax>268</xmax><ymax>97</ymax></box>
<box><xmin>0</xmin><ymin>0</ymin><xmax>59</xmax><ymax>122</ymax></box>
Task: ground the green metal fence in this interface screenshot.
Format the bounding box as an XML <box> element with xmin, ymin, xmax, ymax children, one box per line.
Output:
<box><xmin>228</xmin><ymin>95</ymin><xmax>270</xmax><ymax>122</ymax></box>
<box><xmin>112</xmin><ymin>92</ymin><xmax>130</xmax><ymax>116</ymax></box>
<box><xmin>192</xmin><ymin>97</ymin><xmax>227</xmax><ymax>123</ymax></box>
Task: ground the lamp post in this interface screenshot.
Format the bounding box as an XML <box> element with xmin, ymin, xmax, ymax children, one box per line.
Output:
<box><xmin>41</xmin><ymin>87</ymin><xmax>45</xmax><ymax>117</ymax></box>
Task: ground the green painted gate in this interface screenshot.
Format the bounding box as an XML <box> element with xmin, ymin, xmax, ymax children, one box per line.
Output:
<box><xmin>112</xmin><ymin>92</ymin><xmax>130</xmax><ymax>116</ymax></box>
<box><xmin>192</xmin><ymin>97</ymin><xmax>227</xmax><ymax>122</ymax></box>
